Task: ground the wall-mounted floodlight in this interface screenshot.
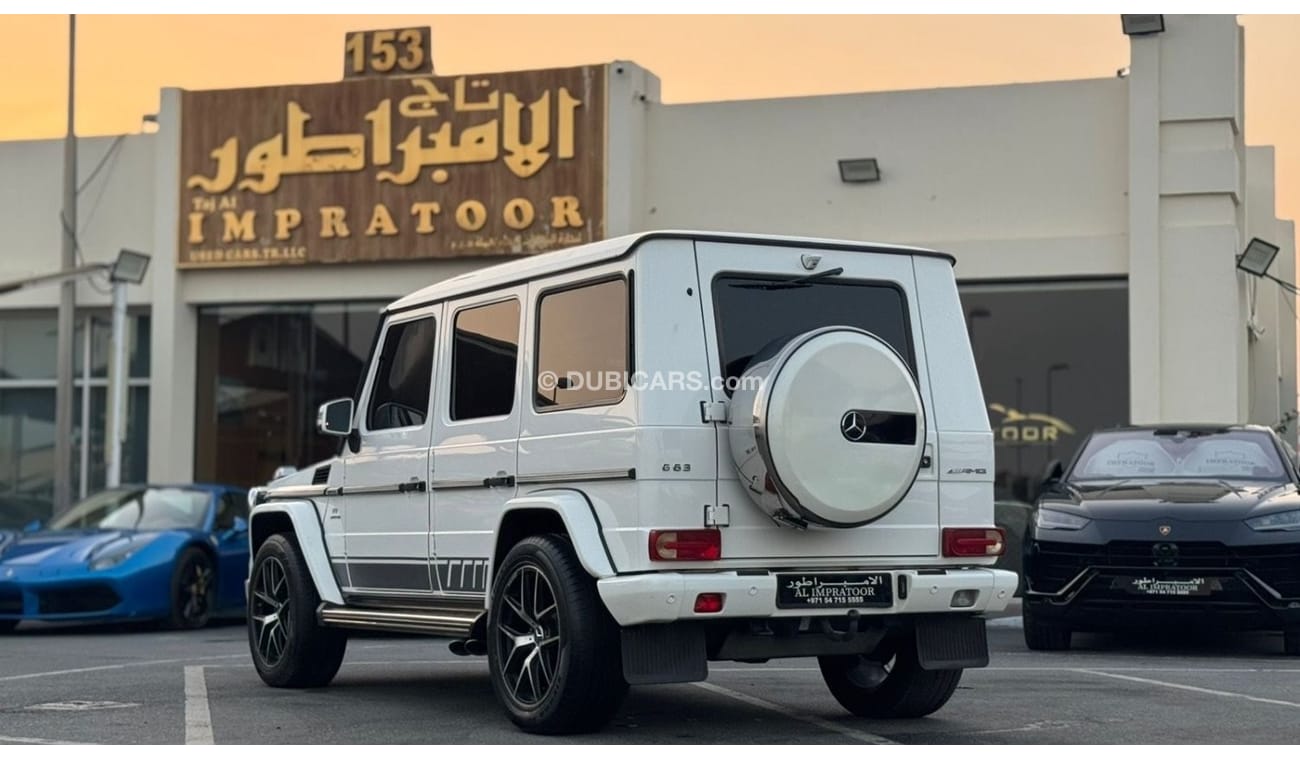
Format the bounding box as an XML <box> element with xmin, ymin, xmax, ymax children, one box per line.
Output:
<box><xmin>1237</xmin><ymin>238</ymin><xmax>1281</xmax><ymax>278</ymax></box>
<box><xmin>838</xmin><ymin>158</ymin><xmax>880</xmax><ymax>184</ymax></box>
<box><xmin>109</xmin><ymin>248</ymin><xmax>151</xmax><ymax>284</ymax></box>
<box><xmin>1121</xmin><ymin>15</ymin><xmax>1165</xmax><ymax>36</ymax></box>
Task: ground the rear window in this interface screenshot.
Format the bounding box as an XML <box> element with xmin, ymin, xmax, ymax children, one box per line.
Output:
<box><xmin>1071</xmin><ymin>429</ymin><xmax>1287</xmax><ymax>481</ymax></box>
<box><xmin>712</xmin><ymin>274</ymin><xmax>913</xmax><ymax>395</ymax></box>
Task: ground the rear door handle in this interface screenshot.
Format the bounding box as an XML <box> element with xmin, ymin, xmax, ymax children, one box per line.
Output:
<box><xmin>483</xmin><ymin>475</ymin><xmax>516</xmax><ymax>488</ymax></box>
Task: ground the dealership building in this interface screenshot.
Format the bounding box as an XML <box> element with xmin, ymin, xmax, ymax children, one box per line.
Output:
<box><xmin>0</xmin><ymin>13</ymin><xmax>1294</xmax><ymax>518</ymax></box>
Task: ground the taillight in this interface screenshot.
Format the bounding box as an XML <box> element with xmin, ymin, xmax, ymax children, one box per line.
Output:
<box><xmin>942</xmin><ymin>527</ymin><xmax>1005</xmax><ymax>557</ymax></box>
<box><xmin>693</xmin><ymin>593</ymin><xmax>725</xmax><ymax>613</ymax></box>
<box><xmin>649</xmin><ymin>529</ymin><xmax>722</xmax><ymax>561</ymax></box>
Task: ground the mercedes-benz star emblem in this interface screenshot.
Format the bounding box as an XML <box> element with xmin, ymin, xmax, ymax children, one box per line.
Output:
<box><xmin>1158</xmin><ymin>525</ymin><xmax>1172</xmax><ymax>536</ymax></box>
<box><xmin>841</xmin><ymin>410</ymin><xmax>868</xmax><ymax>442</ymax></box>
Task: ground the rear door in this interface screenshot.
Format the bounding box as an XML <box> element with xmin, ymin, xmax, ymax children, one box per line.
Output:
<box><xmin>695</xmin><ymin>240</ymin><xmax>940</xmax><ymax>561</ymax></box>
<box><xmin>430</xmin><ymin>289</ymin><xmax>525</xmax><ymax>600</ymax></box>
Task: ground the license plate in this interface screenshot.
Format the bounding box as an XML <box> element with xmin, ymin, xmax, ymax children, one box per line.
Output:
<box><xmin>776</xmin><ymin>572</ymin><xmax>893</xmax><ymax>609</ymax></box>
<box><xmin>1114</xmin><ymin>575</ymin><xmax>1221</xmax><ymax>597</ymax></box>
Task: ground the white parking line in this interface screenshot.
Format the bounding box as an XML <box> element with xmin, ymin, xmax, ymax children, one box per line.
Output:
<box><xmin>0</xmin><ymin>653</ymin><xmax>247</xmax><ymax>683</ymax></box>
<box><xmin>0</xmin><ymin>735</ymin><xmax>92</xmax><ymax>745</ymax></box>
<box><xmin>184</xmin><ymin>666</ymin><xmax>215</xmax><ymax>745</ymax></box>
<box><xmin>1075</xmin><ymin>669</ymin><xmax>1300</xmax><ymax>709</ymax></box>
<box><xmin>691</xmin><ymin>681</ymin><xmax>895</xmax><ymax>744</ymax></box>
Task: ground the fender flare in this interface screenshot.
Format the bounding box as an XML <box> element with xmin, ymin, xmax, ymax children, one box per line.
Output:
<box><xmin>491</xmin><ymin>489</ymin><xmax>617</xmax><ymax>588</ymax></box>
<box><xmin>249</xmin><ymin>500</ymin><xmax>344</xmax><ymax>605</ymax></box>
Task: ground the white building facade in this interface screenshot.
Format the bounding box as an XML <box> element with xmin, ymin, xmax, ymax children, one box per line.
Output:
<box><xmin>0</xmin><ymin>14</ymin><xmax>1293</xmax><ymax>517</ymax></box>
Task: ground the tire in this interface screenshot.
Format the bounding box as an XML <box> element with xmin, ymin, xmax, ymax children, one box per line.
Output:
<box><xmin>1022</xmin><ymin>605</ymin><xmax>1072</xmax><ymax>651</ymax></box>
<box><xmin>818</xmin><ymin>634</ymin><xmax>962</xmax><ymax>719</ymax></box>
<box><xmin>168</xmin><ymin>547</ymin><xmax>215</xmax><ymax>630</ymax></box>
<box><xmin>1284</xmin><ymin>630</ymin><xmax>1300</xmax><ymax>656</ymax></box>
<box><xmin>248</xmin><ymin>533</ymin><xmax>347</xmax><ymax>688</ymax></box>
<box><xmin>487</xmin><ymin>534</ymin><xmax>627</xmax><ymax>734</ymax></box>
<box><xmin>0</xmin><ymin>620</ymin><xmax>17</xmax><ymax>633</ymax></box>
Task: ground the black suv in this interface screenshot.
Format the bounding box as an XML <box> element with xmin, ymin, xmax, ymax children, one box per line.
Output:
<box><xmin>1022</xmin><ymin>424</ymin><xmax>1300</xmax><ymax>655</ymax></box>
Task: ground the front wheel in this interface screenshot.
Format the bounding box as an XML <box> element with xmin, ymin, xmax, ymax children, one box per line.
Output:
<box><xmin>1284</xmin><ymin>629</ymin><xmax>1300</xmax><ymax>656</ymax></box>
<box><xmin>248</xmin><ymin>534</ymin><xmax>347</xmax><ymax>688</ymax></box>
<box><xmin>818</xmin><ymin>634</ymin><xmax>962</xmax><ymax>719</ymax></box>
<box><xmin>0</xmin><ymin>620</ymin><xmax>17</xmax><ymax>633</ymax></box>
<box><xmin>1023</xmin><ymin>604</ymin><xmax>1072</xmax><ymax>651</ymax></box>
<box><xmin>487</xmin><ymin>534</ymin><xmax>627</xmax><ymax>734</ymax></box>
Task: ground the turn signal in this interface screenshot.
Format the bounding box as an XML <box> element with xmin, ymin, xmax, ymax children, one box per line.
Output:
<box><xmin>649</xmin><ymin>529</ymin><xmax>722</xmax><ymax>561</ymax></box>
<box><xmin>942</xmin><ymin>527</ymin><xmax>1005</xmax><ymax>557</ymax></box>
<box><xmin>693</xmin><ymin>593</ymin><xmax>725</xmax><ymax>613</ymax></box>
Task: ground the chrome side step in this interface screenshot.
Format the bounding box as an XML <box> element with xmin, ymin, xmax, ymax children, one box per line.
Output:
<box><xmin>317</xmin><ymin>604</ymin><xmax>480</xmax><ymax>637</ymax></box>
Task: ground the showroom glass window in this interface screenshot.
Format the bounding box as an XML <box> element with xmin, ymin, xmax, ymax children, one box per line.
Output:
<box><xmin>959</xmin><ymin>280</ymin><xmax>1129</xmax><ymax>505</ymax></box>
<box><xmin>0</xmin><ymin>312</ymin><xmax>151</xmax><ymax>525</ymax></box>
<box><xmin>194</xmin><ymin>302</ymin><xmax>385</xmax><ymax>489</ymax></box>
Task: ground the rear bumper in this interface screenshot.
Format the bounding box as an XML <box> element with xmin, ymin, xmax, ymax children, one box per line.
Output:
<box><xmin>597</xmin><ymin>567</ymin><xmax>1018</xmax><ymax>626</ymax></box>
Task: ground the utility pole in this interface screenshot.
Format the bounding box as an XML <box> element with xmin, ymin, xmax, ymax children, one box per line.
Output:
<box><xmin>54</xmin><ymin>14</ymin><xmax>77</xmax><ymax>512</ymax></box>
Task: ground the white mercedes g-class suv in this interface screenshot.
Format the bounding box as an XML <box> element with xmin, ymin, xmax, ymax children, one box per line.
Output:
<box><xmin>246</xmin><ymin>230</ymin><xmax>1016</xmax><ymax>734</ymax></box>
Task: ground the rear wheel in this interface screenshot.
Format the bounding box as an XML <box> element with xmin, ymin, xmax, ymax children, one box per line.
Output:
<box><xmin>487</xmin><ymin>534</ymin><xmax>626</xmax><ymax>734</ymax></box>
<box><xmin>168</xmin><ymin>547</ymin><xmax>215</xmax><ymax>630</ymax></box>
<box><xmin>248</xmin><ymin>534</ymin><xmax>347</xmax><ymax>688</ymax></box>
<box><xmin>818</xmin><ymin>634</ymin><xmax>962</xmax><ymax>719</ymax></box>
<box><xmin>1023</xmin><ymin>605</ymin><xmax>1072</xmax><ymax>651</ymax></box>
<box><xmin>1284</xmin><ymin>629</ymin><xmax>1300</xmax><ymax>656</ymax></box>
<box><xmin>0</xmin><ymin>620</ymin><xmax>17</xmax><ymax>633</ymax></box>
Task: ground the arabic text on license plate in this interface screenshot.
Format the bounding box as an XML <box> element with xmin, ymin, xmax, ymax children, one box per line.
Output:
<box><xmin>1121</xmin><ymin>576</ymin><xmax>1215</xmax><ymax>597</ymax></box>
<box><xmin>776</xmin><ymin>572</ymin><xmax>892</xmax><ymax>609</ymax></box>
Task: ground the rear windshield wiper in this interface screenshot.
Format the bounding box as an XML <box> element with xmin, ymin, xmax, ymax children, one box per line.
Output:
<box><xmin>729</xmin><ymin>267</ymin><xmax>845</xmax><ymax>290</ymax></box>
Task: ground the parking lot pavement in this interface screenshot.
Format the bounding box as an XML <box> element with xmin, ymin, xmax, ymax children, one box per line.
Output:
<box><xmin>3</xmin><ymin>614</ymin><xmax>1300</xmax><ymax>744</ymax></box>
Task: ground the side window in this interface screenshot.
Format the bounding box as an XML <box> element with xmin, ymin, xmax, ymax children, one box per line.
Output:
<box><xmin>367</xmin><ymin>316</ymin><xmax>436</xmax><ymax>431</ymax></box>
<box><xmin>451</xmin><ymin>299</ymin><xmax>521</xmax><ymax>421</ymax></box>
<box><xmin>215</xmin><ymin>492</ymin><xmax>247</xmax><ymax>530</ymax></box>
<box><xmin>535</xmin><ymin>278</ymin><xmax>629</xmax><ymax>410</ymax></box>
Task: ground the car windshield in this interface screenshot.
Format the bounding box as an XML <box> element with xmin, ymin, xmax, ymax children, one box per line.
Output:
<box><xmin>1070</xmin><ymin>429</ymin><xmax>1288</xmax><ymax>481</ymax></box>
<box><xmin>47</xmin><ymin>488</ymin><xmax>211</xmax><ymax>531</ymax></box>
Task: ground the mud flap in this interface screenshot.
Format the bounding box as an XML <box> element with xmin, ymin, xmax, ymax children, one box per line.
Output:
<box><xmin>621</xmin><ymin>622</ymin><xmax>708</xmax><ymax>685</ymax></box>
<box><xmin>914</xmin><ymin>615</ymin><xmax>989</xmax><ymax>670</ymax></box>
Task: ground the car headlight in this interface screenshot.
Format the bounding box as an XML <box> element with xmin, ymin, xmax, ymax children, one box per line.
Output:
<box><xmin>89</xmin><ymin>546</ymin><xmax>137</xmax><ymax>571</ymax></box>
<box><xmin>1035</xmin><ymin>507</ymin><xmax>1091</xmax><ymax>531</ymax></box>
<box><xmin>1245</xmin><ymin>510</ymin><xmax>1300</xmax><ymax>532</ymax></box>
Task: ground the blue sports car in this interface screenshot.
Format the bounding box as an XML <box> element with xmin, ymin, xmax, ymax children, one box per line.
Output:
<box><xmin>0</xmin><ymin>484</ymin><xmax>249</xmax><ymax>632</ymax></box>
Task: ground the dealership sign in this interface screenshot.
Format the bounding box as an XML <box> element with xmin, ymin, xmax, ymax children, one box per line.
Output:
<box><xmin>988</xmin><ymin>403</ymin><xmax>1076</xmax><ymax>445</ymax></box>
<box><xmin>179</xmin><ymin>64</ymin><xmax>606</xmax><ymax>267</ymax></box>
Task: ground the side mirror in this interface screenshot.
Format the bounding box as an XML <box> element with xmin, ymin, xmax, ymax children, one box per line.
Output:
<box><xmin>220</xmin><ymin>516</ymin><xmax>248</xmax><ymax>541</ymax></box>
<box><xmin>1041</xmin><ymin>459</ymin><xmax>1065</xmax><ymax>491</ymax></box>
<box><xmin>23</xmin><ymin>519</ymin><xmax>42</xmax><ymax>533</ymax></box>
<box><xmin>317</xmin><ymin>398</ymin><xmax>355</xmax><ymax>437</ymax></box>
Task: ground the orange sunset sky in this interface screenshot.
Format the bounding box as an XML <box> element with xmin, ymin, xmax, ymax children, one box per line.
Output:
<box><xmin>2</xmin><ymin>14</ymin><xmax>1298</xmax><ymax>229</ymax></box>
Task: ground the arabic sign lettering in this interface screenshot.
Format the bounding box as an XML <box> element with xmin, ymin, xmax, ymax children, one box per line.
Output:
<box><xmin>179</xmin><ymin>65</ymin><xmax>606</xmax><ymax>268</ymax></box>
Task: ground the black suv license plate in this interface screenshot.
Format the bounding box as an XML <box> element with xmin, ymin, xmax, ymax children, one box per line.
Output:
<box><xmin>776</xmin><ymin>572</ymin><xmax>893</xmax><ymax>609</ymax></box>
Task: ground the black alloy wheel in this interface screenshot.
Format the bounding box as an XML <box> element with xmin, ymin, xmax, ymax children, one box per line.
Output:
<box><xmin>251</xmin><ymin>554</ymin><xmax>292</xmax><ymax>666</ymax></box>
<box><xmin>247</xmin><ymin>534</ymin><xmax>347</xmax><ymax>688</ymax></box>
<box><xmin>169</xmin><ymin>547</ymin><xmax>215</xmax><ymax>630</ymax></box>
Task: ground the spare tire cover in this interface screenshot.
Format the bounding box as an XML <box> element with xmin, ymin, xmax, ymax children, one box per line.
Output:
<box><xmin>728</xmin><ymin>326</ymin><xmax>926</xmax><ymax>528</ymax></box>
